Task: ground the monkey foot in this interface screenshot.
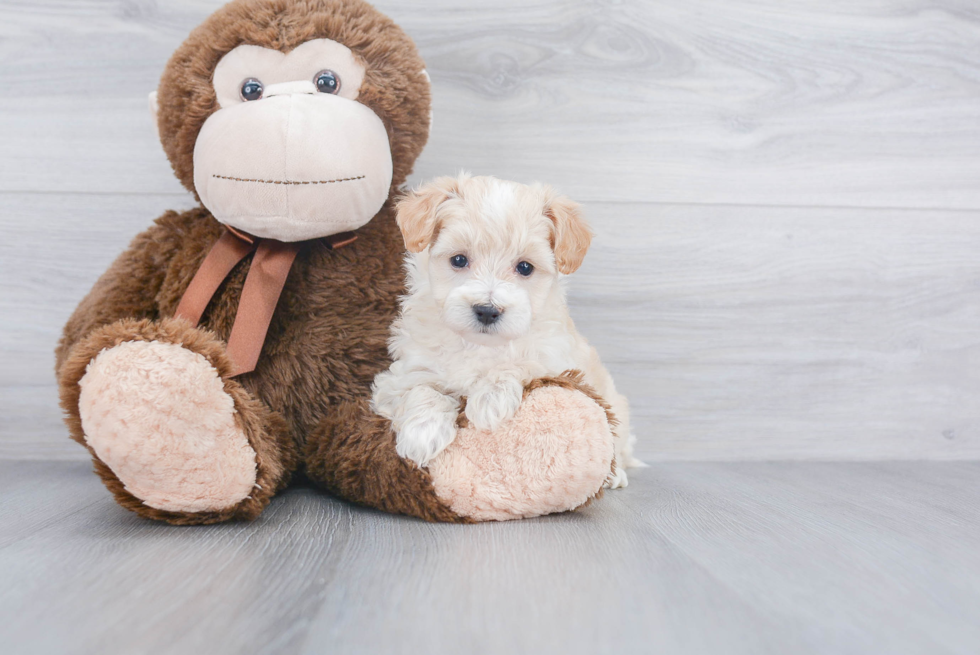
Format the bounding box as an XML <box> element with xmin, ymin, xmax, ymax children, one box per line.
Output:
<box><xmin>427</xmin><ymin>378</ymin><xmax>615</xmax><ymax>521</ymax></box>
<box><xmin>78</xmin><ymin>340</ymin><xmax>258</xmax><ymax>514</ymax></box>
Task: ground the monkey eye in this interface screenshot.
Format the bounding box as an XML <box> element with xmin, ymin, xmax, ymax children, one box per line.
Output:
<box><xmin>516</xmin><ymin>261</ymin><xmax>534</xmax><ymax>277</ymax></box>
<box><xmin>240</xmin><ymin>78</ymin><xmax>264</xmax><ymax>101</ymax></box>
<box><xmin>450</xmin><ymin>254</ymin><xmax>469</xmax><ymax>269</ymax></box>
<box><xmin>314</xmin><ymin>70</ymin><xmax>341</xmax><ymax>94</ymax></box>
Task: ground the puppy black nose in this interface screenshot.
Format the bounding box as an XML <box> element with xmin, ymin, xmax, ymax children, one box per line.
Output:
<box><xmin>472</xmin><ymin>304</ymin><xmax>502</xmax><ymax>326</ymax></box>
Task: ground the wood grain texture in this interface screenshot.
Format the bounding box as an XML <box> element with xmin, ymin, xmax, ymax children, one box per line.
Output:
<box><xmin>4</xmin><ymin>193</ymin><xmax>978</xmax><ymax>460</ymax></box>
<box><xmin>2</xmin><ymin>1</ymin><xmax>979</xmax><ymax>459</ymax></box>
<box><xmin>3</xmin><ymin>4</ymin><xmax>978</xmax><ymax>651</ymax></box>
<box><xmin>1</xmin><ymin>460</ymin><xmax>978</xmax><ymax>654</ymax></box>
<box><xmin>1</xmin><ymin>0</ymin><xmax>979</xmax><ymax>207</ymax></box>
<box><xmin>576</xmin><ymin>202</ymin><xmax>980</xmax><ymax>460</ymax></box>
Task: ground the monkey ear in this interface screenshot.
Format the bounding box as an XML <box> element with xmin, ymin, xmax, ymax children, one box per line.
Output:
<box><xmin>395</xmin><ymin>175</ymin><xmax>465</xmax><ymax>253</ymax></box>
<box><xmin>421</xmin><ymin>70</ymin><xmax>434</xmax><ymax>132</ymax></box>
<box><xmin>148</xmin><ymin>91</ymin><xmax>160</xmax><ymax>140</ymax></box>
<box><xmin>544</xmin><ymin>190</ymin><xmax>593</xmax><ymax>274</ymax></box>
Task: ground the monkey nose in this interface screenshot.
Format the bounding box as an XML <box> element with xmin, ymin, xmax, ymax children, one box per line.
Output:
<box><xmin>263</xmin><ymin>81</ymin><xmax>317</xmax><ymax>98</ymax></box>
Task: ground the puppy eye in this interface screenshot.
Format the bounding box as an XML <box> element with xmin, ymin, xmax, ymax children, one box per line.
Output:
<box><xmin>240</xmin><ymin>78</ymin><xmax>264</xmax><ymax>101</ymax></box>
<box><xmin>450</xmin><ymin>254</ymin><xmax>469</xmax><ymax>269</ymax></box>
<box><xmin>314</xmin><ymin>70</ymin><xmax>341</xmax><ymax>94</ymax></box>
<box><xmin>516</xmin><ymin>261</ymin><xmax>534</xmax><ymax>277</ymax></box>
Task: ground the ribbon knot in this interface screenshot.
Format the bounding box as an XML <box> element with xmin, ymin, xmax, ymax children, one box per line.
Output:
<box><xmin>174</xmin><ymin>228</ymin><xmax>356</xmax><ymax>376</ymax></box>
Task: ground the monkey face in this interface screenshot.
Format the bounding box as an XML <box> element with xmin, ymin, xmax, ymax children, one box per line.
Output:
<box><xmin>155</xmin><ymin>0</ymin><xmax>432</xmax><ymax>237</ymax></box>
<box><xmin>190</xmin><ymin>39</ymin><xmax>394</xmax><ymax>242</ymax></box>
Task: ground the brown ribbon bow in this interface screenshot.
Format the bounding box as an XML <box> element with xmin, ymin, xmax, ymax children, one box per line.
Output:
<box><xmin>175</xmin><ymin>227</ymin><xmax>356</xmax><ymax>376</ymax></box>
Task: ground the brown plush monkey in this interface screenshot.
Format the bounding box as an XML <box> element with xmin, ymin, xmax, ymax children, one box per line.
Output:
<box><xmin>55</xmin><ymin>0</ymin><xmax>617</xmax><ymax>525</ymax></box>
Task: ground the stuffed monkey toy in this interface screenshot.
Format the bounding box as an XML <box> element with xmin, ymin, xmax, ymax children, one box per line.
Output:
<box><xmin>55</xmin><ymin>0</ymin><xmax>617</xmax><ymax>525</ymax></box>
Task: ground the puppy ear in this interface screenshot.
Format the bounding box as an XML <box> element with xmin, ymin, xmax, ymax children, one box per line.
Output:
<box><xmin>395</xmin><ymin>176</ymin><xmax>462</xmax><ymax>253</ymax></box>
<box><xmin>544</xmin><ymin>191</ymin><xmax>592</xmax><ymax>274</ymax></box>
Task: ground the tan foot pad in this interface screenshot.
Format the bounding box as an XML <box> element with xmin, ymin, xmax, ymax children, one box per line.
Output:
<box><xmin>78</xmin><ymin>340</ymin><xmax>257</xmax><ymax>513</ymax></box>
<box><xmin>428</xmin><ymin>385</ymin><xmax>614</xmax><ymax>521</ymax></box>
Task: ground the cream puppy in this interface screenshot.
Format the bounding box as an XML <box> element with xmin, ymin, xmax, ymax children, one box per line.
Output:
<box><xmin>372</xmin><ymin>174</ymin><xmax>641</xmax><ymax>487</ymax></box>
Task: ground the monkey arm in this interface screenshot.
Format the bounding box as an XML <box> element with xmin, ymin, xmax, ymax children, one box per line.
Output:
<box><xmin>54</xmin><ymin>210</ymin><xmax>191</xmax><ymax>375</ymax></box>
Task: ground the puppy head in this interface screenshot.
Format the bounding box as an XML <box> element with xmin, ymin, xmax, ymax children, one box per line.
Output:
<box><xmin>395</xmin><ymin>173</ymin><xmax>592</xmax><ymax>345</ymax></box>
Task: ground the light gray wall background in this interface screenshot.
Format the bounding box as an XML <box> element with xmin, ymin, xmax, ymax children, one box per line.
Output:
<box><xmin>2</xmin><ymin>4</ymin><xmax>980</xmax><ymax>654</ymax></box>
<box><xmin>2</xmin><ymin>0</ymin><xmax>979</xmax><ymax>462</ymax></box>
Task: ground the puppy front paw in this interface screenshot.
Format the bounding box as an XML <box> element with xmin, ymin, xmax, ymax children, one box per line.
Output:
<box><xmin>395</xmin><ymin>408</ymin><xmax>458</xmax><ymax>468</ymax></box>
<box><xmin>464</xmin><ymin>379</ymin><xmax>524</xmax><ymax>432</ymax></box>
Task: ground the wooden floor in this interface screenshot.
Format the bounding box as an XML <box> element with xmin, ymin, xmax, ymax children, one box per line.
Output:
<box><xmin>2</xmin><ymin>1</ymin><xmax>980</xmax><ymax>653</ymax></box>
<box><xmin>1</xmin><ymin>460</ymin><xmax>979</xmax><ymax>655</ymax></box>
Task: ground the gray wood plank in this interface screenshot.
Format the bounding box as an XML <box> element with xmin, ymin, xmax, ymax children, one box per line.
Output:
<box><xmin>4</xmin><ymin>193</ymin><xmax>978</xmax><ymax>460</ymax></box>
<box><xmin>0</xmin><ymin>192</ymin><xmax>198</xmax><ymax>382</ymax></box>
<box><xmin>0</xmin><ymin>460</ymin><xmax>978</xmax><ymax>655</ymax></box>
<box><xmin>2</xmin><ymin>1</ymin><xmax>979</xmax><ymax>207</ymax></box>
<box><xmin>575</xmin><ymin>202</ymin><xmax>980</xmax><ymax>461</ymax></box>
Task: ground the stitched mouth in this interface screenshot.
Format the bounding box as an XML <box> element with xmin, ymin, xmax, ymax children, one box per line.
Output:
<box><xmin>212</xmin><ymin>174</ymin><xmax>365</xmax><ymax>186</ymax></box>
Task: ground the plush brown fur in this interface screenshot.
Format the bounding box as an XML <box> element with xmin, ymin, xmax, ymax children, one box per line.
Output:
<box><xmin>304</xmin><ymin>396</ymin><xmax>470</xmax><ymax>523</ymax></box>
<box><xmin>56</xmin><ymin>0</ymin><xmax>613</xmax><ymax>525</ymax></box>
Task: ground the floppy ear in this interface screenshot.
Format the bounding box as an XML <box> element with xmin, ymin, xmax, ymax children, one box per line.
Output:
<box><xmin>544</xmin><ymin>191</ymin><xmax>593</xmax><ymax>274</ymax></box>
<box><xmin>395</xmin><ymin>176</ymin><xmax>462</xmax><ymax>253</ymax></box>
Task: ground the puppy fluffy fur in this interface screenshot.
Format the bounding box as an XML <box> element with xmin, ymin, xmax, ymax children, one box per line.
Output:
<box><xmin>372</xmin><ymin>174</ymin><xmax>640</xmax><ymax>487</ymax></box>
